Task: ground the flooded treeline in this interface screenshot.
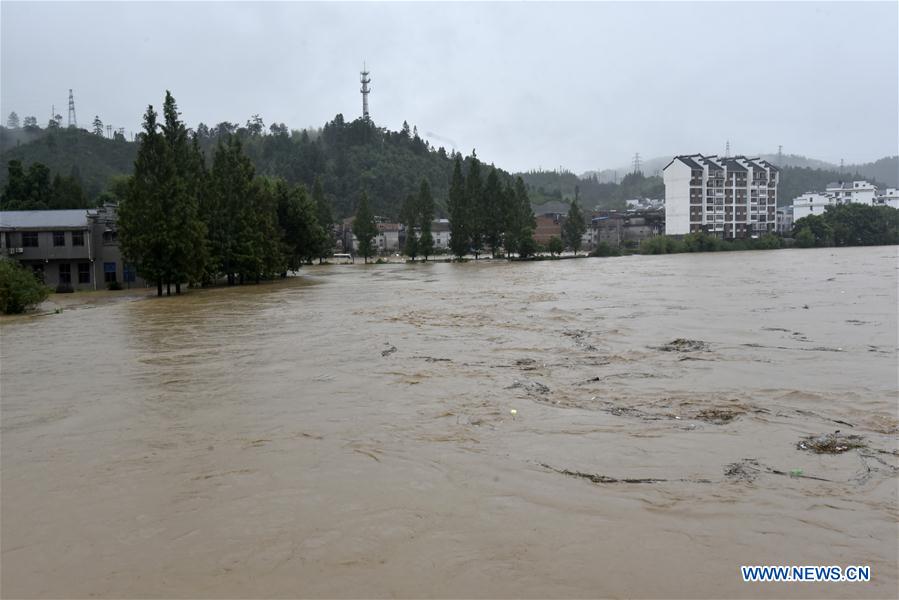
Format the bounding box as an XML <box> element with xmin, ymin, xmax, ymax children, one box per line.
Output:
<box><xmin>118</xmin><ymin>92</ymin><xmax>334</xmax><ymax>295</ymax></box>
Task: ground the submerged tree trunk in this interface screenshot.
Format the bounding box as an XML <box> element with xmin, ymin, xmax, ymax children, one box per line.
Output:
<box><xmin>175</xmin><ymin>283</ymin><xmax>181</xmax><ymax>295</ymax></box>
<box><xmin>166</xmin><ymin>282</ymin><xmax>171</xmax><ymax>296</ymax></box>
<box><xmin>157</xmin><ymin>279</ymin><xmax>163</xmax><ymax>297</ymax></box>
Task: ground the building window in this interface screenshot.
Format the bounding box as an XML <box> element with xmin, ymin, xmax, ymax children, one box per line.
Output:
<box><xmin>22</xmin><ymin>232</ymin><xmax>38</xmax><ymax>247</ymax></box>
<box><xmin>72</xmin><ymin>230</ymin><xmax>84</xmax><ymax>246</ymax></box>
<box><xmin>103</xmin><ymin>230</ymin><xmax>118</xmax><ymax>244</ymax></box>
<box><xmin>104</xmin><ymin>262</ymin><xmax>117</xmax><ymax>283</ymax></box>
<box><xmin>123</xmin><ymin>264</ymin><xmax>136</xmax><ymax>283</ymax></box>
<box><xmin>59</xmin><ymin>263</ymin><xmax>71</xmax><ymax>285</ymax></box>
<box><xmin>53</xmin><ymin>231</ymin><xmax>66</xmax><ymax>247</ymax></box>
<box><xmin>78</xmin><ymin>263</ymin><xmax>90</xmax><ymax>284</ymax></box>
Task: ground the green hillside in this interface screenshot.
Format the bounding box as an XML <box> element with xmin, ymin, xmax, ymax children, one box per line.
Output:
<box><xmin>0</xmin><ymin>127</ymin><xmax>137</xmax><ymax>199</ymax></box>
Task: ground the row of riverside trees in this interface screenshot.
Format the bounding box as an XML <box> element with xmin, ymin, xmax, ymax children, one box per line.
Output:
<box><xmin>118</xmin><ymin>92</ymin><xmax>332</xmax><ymax>295</ymax></box>
<box><xmin>445</xmin><ymin>153</ymin><xmax>538</xmax><ymax>260</ymax></box>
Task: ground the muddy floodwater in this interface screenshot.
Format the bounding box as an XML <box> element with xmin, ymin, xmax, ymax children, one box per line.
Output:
<box><xmin>2</xmin><ymin>246</ymin><xmax>897</xmax><ymax>598</ymax></box>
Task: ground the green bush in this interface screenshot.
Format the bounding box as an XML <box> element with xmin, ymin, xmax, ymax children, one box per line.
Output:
<box><xmin>547</xmin><ymin>236</ymin><xmax>564</xmax><ymax>257</ymax></box>
<box><xmin>0</xmin><ymin>259</ymin><xmax>50</xmax><ymax>314</ymax></box>
<box><xmin>590</xmin><ymin>242</ymin><xmax>621</xmax><ymax>257</ymax></box>
<box><xmin>517</xmin><ymin>236</ymin><xmax>538</xmax><ymax>259</ymax></box>
<box><xmin>639</xmin><ymin>235</ymin><xmax>683</xmax><ymax>254</ymax></box>
<box><xmin>683</xmin><ymin>232</ymin><xmax>723</xmax><ymax>252</ymax></box>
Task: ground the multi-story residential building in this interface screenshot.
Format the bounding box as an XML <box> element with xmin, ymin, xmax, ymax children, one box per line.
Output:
<box><xmin>792</xmin><ymin>192</ymin><xmax>837</xmax><ymax>221</ymax></box>
<box><xmin>791</xmin><ymin>180</ymin><xmax>894</xmax><ymax>221</ymax></box>
<box><xmin>775</xmin><ymin>205</ymin><xmax>794</xmax><ymax>235</ymax></box>
<box><xmin>431</xmin><ymin>219</ymin><xmax>451</xmax><ymax>250</ymax></box>
<box><xmin>0</xmin><ymin>204</ymin><xmax>143</xmax><ymax>291</ymax></box>
<box><xmin>663</xmin><ymin>154</ymin><xmax>779</xmax><ymax>239</ymax></box>
<box><xmin>591</xmin><ymin>209</ymin><xmax>665</xmax><ymax>248</ymax></box>
<box><xmin>825</xmin><ymin>181</ymin><xmax>877</xmax><ymax>205</ymax></box>
<box><xmin>534</xmin><ymin>213</ymin><xmax>563</xmax><ymax>245</ymax></box>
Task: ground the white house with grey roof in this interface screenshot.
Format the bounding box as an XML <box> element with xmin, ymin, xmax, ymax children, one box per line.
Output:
<box><xmin>663</xmin><ymin>154</ymin><xmax>779</xmax><ymax>239</ymax></box>
<box><xmin>0</xmin><ymin>205</ymin><xmax>143</xmax><ymax>291</ymax></box>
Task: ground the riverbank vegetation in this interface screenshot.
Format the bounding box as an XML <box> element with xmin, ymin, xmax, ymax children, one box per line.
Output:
<box><xmin>637</xmin><ymin>204</ymin><xmax>898</xmax><ymax>255</ymax></box>
<box><xmin>118</xmin><ymin>92</ymin><xmax>330</xmax><ymax>295</ymax></box>
<box><xmin>0</xmin><ymin>258</ymin><xmax>50</xmax><ymax>313</ymax></box>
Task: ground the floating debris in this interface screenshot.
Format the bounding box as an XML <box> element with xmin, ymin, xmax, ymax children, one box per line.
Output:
<box><xmin>724</xmin><ymin>459</ymin><xmax>761</xmax><ymax>483</ymax></box>
<box><xmin>797</xmin><ymin>431</ymin><xmax>866</xmax><ymax>454</ymax></box>
<box><xmin>541</xmin><ymin>463</ymin><xmax>710</xmax><ymax>485</ymax></box>
<box><xmin>695</xmin><ymin>408</ymin><xmax>743</xmax><ymax>424</ymax></box>
<box><xmin>514</xmin><ymin>358</ymin><xmax>538</xmax><ymax>370</ymax></box>
<box><xmin>381</xmin><ymin>344</ymin><xmax>397</xmax><ymax>357</ymax></box>
<box><xmin>507</xmin><ymin>379</ymin><xmax>550</xmax><ymax>395</ymax></box>
<box><xmin>656</xmin><ymin>338</ymin><xmax>710</xmax><ymax>352</ymax></box>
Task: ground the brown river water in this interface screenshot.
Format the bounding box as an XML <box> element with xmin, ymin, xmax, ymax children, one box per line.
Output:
<box><xmin>1</xmin><ymin>246</ymin><xmax>897</xmax><ymax>599</ymax></box>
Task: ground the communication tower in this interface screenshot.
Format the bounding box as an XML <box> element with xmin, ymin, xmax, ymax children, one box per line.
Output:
<box><xmin>360</xmin><ymin>63</ymin><xmax>371</xmax><ymax>120</ymax></box>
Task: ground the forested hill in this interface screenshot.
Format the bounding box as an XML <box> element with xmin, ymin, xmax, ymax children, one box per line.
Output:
<box><xmin>2</xmin><ymin>120</ymin><xmax>895</xmax><ymax>216</ymax></box>
<box><xmin>0</xmin><ymin>118</ymin><xmax>509</xmax><ymax>220</ymax></box>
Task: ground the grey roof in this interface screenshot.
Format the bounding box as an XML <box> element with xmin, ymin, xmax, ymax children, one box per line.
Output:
<box><xmin>723</xmin><ymin>158</ymin><xmax>747</xmax><ymax>172</ymax></box>
<box><xmin>702</xmin><ymin>156</ymin><xmax>723</xmax><ymax>171</ymax></box>
<box><xmin>0</xmin><ymin>210</ymin><xmax>89</xmax><ymax>229</ymax></box>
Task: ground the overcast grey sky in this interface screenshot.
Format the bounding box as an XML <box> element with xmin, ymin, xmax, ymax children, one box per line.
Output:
<box><xmin>2</xmin><ymin>1</ymin><xmax>897</xmax><ymax>173</ymax></box>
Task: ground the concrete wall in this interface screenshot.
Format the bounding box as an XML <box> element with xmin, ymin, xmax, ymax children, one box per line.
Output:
<box><xmin>663</xmin><ymin>160</ymin><xmax>692</xmax><ymax>235</ymax></box>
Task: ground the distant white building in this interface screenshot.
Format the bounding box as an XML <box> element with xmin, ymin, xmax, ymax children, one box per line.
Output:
<box><xmin>625</xmin><ymin>198</ymin><xmax>664</xmax><ymax>211</ymax></box>
<box><xmin>825</xmin><ymin>181</ymin><xmax>877</xmax><ymax>205</ymax></box>
<box><xmin>431</xmin><ymin>219</ymin><xmax>451</xmax><ymax>249</ymax></box>
<box><xmin>776</xmin><ymin>205</ymin><xmax>794</xmax><ymax>235</ymax></box>
<box><xmin>662</xmin><ymin>154</ymin><xmax>779</xmax><ymax>239</ymax></box>
<box><xmin>792</xmin><ymin>180</ymin><xmax>892</xmax><ymax>222</ymax></box>
<box><xmin>874</xmin><ymin>188</ymin><xmax>899</xmax><ymax>209</ymax></box>
<box><xmin>792</xmin><ymin>192</ymin><xmax>838</xmax><ymax>221</ymax></box>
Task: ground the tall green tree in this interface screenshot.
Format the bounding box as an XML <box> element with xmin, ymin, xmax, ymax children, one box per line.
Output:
<box><xmin>482</xmin><ymin>167</ymin><xmax>506</xmax><ymax>257</ymax></box>
<box><xmin>563</xmin><ymin>197</ymin><xmax>587</xmax><ymax>254</ymax></box>
<box><xmin>465</xmin><ymin>152</ymin><xmax>484</xmax><ymax>259</ymax></box>
<box><xmin>92</xmin><ymin>116</ymin><xmax>104</xmax><ymax>136</ymax></box>
<box><xmin>7</xmin><ymin>112</ymin><xmax>20</xmax><ymax>129</ymax></box>
<box><xmin>353</xmin><ymin>191</ymin><xmax>378</xmax><ymax>263</ymax></box>
<box><xmin>118</xmin><ymin>104</ymin><xmax>173</xmax><ymax>296</ymax></box>
<box><xmin>401</xmin><ymin>192</ymin><xmax>418</xmax><ymax>261</ymax></box>
<box><xmin>208</xmin><ymin>136</ymin><xmax>259</xmax><ymax>284</ymax></box>
<box><xmin>161</xmin><ymin>91</ymin><xmax>207</xmax><ymax>290</ymax></box>
<box><xmin>447</xmin><ymin>156</ymin><xmax>468</xmax><ymax>259</ymax></box>
<box><xmin>312</xmin><ymin>176</ymin><xmax>334</xmax><ymax>261</ymax></box>
<box><xmin>504</xmin><ymin>176</ymin><xmax>536</xmax><ymax>259</ymax></box>
<box><xmin>417</xmin><ymin>178</ymin><xmax>435</xmax><ymax>261</ymax></box>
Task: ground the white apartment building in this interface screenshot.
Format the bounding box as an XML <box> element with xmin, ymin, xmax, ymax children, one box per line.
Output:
<box><xmin>825</xmin><ymin>181</ymin><xmax>877</xmax><ymax>205</ymax></box>
<box><xmin>792</xmin><ymin>192</ymin><xmax>838</xmax><ymax>221</ymax></box>
<box><xmin>663</xmin><ymin>154</ymin><xmax>779</xmax><ymax>239</ymax></box>
<box><xmin>792</xmin><ymin>180</ymin><xmax>894</xmax><ymax>221</ymax></box>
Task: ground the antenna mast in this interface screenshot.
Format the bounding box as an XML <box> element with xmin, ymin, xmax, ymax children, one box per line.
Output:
<box><xmin>67</xmin><ymin>89</ymin><xmax>77</xmax><ymax>128</ymax></box>
<box><xmin>725</xmin><ymin>140</ymin><xmax>730</xmax><ymax>158</ymax></box>
<box><xmin>360</xmin><ymin>63</ymin><xmax>371</xmax><ymax>120</ymax></box>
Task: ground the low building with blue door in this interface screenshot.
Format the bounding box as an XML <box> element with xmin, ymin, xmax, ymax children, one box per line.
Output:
<box><xmin>0</xmin><ymin>204</ymin><xmax>145</xmax><ymax>291</ymax></box>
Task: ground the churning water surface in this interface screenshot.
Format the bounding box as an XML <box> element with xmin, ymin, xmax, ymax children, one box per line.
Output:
<box><xmin>1</xmin><ymin>246</ymin><xmax>897</xmax><ymax>598</ymax></box>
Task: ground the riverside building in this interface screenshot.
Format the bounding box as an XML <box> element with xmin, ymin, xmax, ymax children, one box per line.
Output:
<box><xmin>663</xmin><ymin>154</ymin><xmax>779</xmax><ymax>239</ymax></box>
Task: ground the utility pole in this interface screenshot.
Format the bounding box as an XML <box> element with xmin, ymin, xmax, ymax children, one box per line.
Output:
<box><xmin>360</xmin><ymin>63</ymin><xmax>371</xmax><ymax>121</ymax></box>
<box><xmin>777</xmin><ymin>145</ymin><xmax>783</xmax><ymax>165</ymax></box>
<box><xmin>67</xmin><ymin>89</ymin><xmax>77</xmax><ymax>128</ymax></box>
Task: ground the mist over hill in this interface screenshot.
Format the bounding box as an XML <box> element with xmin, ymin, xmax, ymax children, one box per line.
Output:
<box><xmin>583</xmin><ymin>154</ymin><xmax>898</xmax><ymax>188</ymax></box>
